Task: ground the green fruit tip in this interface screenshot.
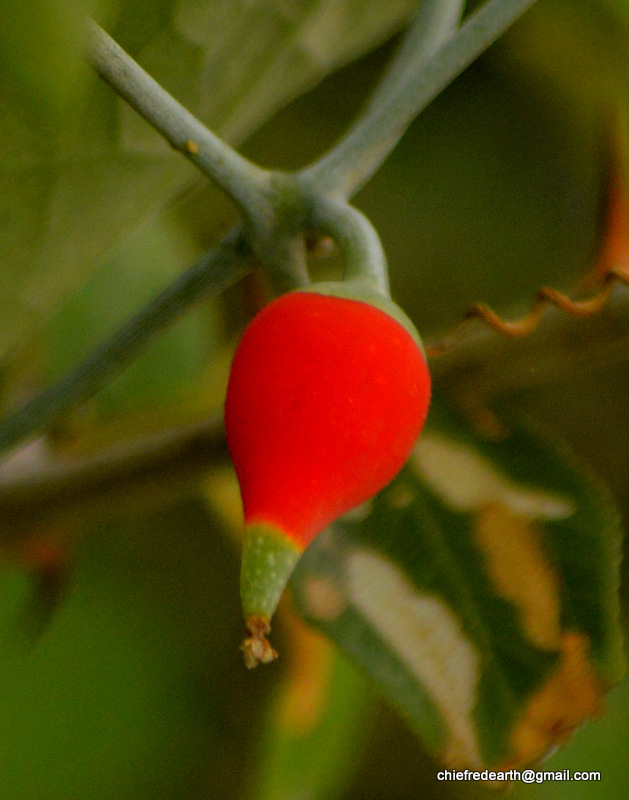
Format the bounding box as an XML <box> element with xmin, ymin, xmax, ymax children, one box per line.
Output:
<box><xmin>240</xmin><ymin>522</ymin><xmax>302</xmax><ymax>667</ymax></box>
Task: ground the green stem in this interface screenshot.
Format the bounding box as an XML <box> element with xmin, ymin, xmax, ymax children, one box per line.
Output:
<box><xmin>306</xmin><ymin>191</ymin><xmax>389</xmax><ymax>295</ymax></box>
<box><xmin>0</xmin><ymin>0</ymin><xmax>542</xmax><ymax>461</ymax></box>
<box><xmin>302</xmin><ymin>0</ymin><xmax>538</xmax><ymax>198</ymax></box>
<box><xmin>86</xmin><ymin>20</ymin><xmax>274</xmax><ymax>224</ymax></box>
<box><xmin>371</xmin><ymin>0</ymin><xmax>466</xmax><ymax>100</ymax></box>
<box><xmin>87</xmin><ymin>22</ymin><xmax>309</xmax><ymax>292</ymax></box>
<box><xmin>0</xmin><ymin>226</ymin><xmax>251</xmax><ymax>460</ymax></box>
<box><xmin>243</xmin><ymin>172</ymin><xmax>310</xmax><ymax>294</ymax></box>
<box><xmin>0</xmin><ymin>415</ymin><xmax>228</xmax><ymax>524</ymax></box>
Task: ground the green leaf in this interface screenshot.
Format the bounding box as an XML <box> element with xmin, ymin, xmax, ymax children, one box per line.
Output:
<box><xmin>512</xmin><ymin>679</ymin><xmax>629</xmax><ymax>800</ymax></box>
<box><xmin>0</xmin><ymin>0</ymin><xmax>417</xmax><ymax>359</ymax></box>
<box><xmin>291</xmin><ymin>397</ymin><xmax>624</xmax><ymax>775</ymax></box>
<box><xmin>0</xmin><ymin>497</ymin><xmax>255</xmax><ymax>800</ymax></box>
<box><xmin>41</xmin><ymin>216</ymin><xmax>217</xmax><ymax>418</ymax></box>
<box><xmin>0</xmin><ymin>0</ymin><xmax>97</xmax><ymax>120</ymax></box>
<box><xmin>249</xmin><ymin>623</ymin><xmax>372</xmax><ymax>800</ymax></box>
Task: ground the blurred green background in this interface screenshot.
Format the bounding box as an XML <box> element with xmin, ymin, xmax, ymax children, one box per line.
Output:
<box><xmin>0</xmin><ymin>0</ymin><xmax>627</xmax><ymax>798</ymax></box>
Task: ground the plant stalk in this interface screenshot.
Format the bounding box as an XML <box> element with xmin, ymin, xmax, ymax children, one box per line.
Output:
<box><xmin>86</xmin><ymin>20</ymin><xmax>274</xmax><ymax>224</ymax></box>
<box><xmin>305</xmin><ymin>191</ymin><xmax>390</xmax><ymax>295</ymax></box>
<box><xmin>0</xmin><ymin>227</ymin><xmax>251</xmax><ymax>459</ymax></box>
<box><xmin>0</xmin><ymin>0</ymin><xmax>542</xmax><ymax>460</ymax></box>
<box><xmin>302</xmin><ymin>0</ymin><xmax>539</xmax><ymax>198</ymax></box>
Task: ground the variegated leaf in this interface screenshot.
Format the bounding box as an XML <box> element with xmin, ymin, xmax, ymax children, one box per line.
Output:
<box><xmin>290</xmin><ymin>398</ymin><xmax>624</xmax><ymax>773</ymax></box>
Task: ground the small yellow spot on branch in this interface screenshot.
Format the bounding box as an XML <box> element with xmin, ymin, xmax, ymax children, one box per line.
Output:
<box><xmin>306</xmin><ymin>235</ymin><xmax>336</xmax><ymax>257</ymax></box>
<box><xmin>185</xmin><ymin>139</ymin><xmax>199</xmax><ymax>155</ymax></box>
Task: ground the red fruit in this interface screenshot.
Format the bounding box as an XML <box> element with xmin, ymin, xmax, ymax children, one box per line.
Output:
<box><xmin>225</xmin><ymin>287</ymin><xmax>431</xmax><ymax>666</ymax></box>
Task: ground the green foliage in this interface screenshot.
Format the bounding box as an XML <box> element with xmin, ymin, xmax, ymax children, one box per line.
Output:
<box><xmin>0</xmin><ymin>0</ymin><xmax>416</xmax><ymax>357</ymax></box>
<box><xmin>292</xmin><ymin>397</ymin><xmax>624</xmax><ymax>770</ymax></box>
<box><xmin>42</xmin><ymin>217</ymin><xmax>216</xmax><ymax>417</ymax></box>
<box><xmin>0</xmin><ymin>1</ymin><xmax>627</xmax><ymax>799</ymax></box>
<box><xmin>0</xmin><ymin>500</ymin><xmax>249</xmax><ymax>800</ymax></box>
<box><xmin>250</xmin><ymin>644</ymin><xmax>372</xmax><ymax>800</ymax></box>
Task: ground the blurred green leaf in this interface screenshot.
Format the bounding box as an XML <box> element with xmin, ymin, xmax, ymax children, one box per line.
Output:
<box><xmin>0</xmin><ymin>496</ymin><xmax>261</xmax><ymax>800</ymax></box>
<box><xmin>513</xmin><ymin>679</ymin><xmax>629</xmax><ymax>800</ymax></box>
<box><xmin>0</xmin><ymin>0</ymin><xmax>99</xmax><ymax>120</ymax></box>
<box><xmin>249</xmin><ymin>626</ymin><xmax>372</xmax><ymax>800</ymax></box>
<box><xmin>0</xmin><ymin>0</ymin><xmax>417</xmax><ymax>359</ymax></box>
<box><xmin>291</xmin><ymin>398</ymin><xmax>624</xmax><ymax>774</ymax></box>
<box><xmin>42</xmin><ymin>216</ymin><xmax>217</xmax><ymax>418</ymax></box>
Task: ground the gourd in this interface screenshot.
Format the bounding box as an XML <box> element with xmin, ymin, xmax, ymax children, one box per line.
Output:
<box><xmin>225</xmin><ymin>281</ymin><xmax>431</xmax><ymax>666</ymax></box>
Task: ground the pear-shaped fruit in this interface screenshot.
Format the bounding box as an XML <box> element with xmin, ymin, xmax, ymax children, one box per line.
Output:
<box><xmin>225</xmin><ymin>287</ymin><xmax>431</xmax><ymax>666</ymax></box>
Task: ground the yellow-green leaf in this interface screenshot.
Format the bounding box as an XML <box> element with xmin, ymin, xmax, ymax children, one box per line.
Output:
<box><xmin>291</xmin><ymin>398</ymin><xmax>624</xmax><ymax>774</ymax></box>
